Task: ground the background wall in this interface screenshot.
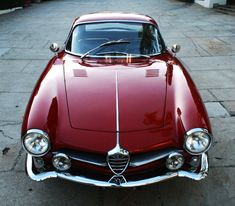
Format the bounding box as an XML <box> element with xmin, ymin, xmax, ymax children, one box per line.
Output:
<box><xmin>195</xmin><ymin>0</ymin><xmax>227</xmax><ymax>8</ymax></box>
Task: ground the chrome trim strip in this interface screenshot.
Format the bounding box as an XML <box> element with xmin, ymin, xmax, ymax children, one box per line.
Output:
<box><xmin>55</xmin><ymin>149</ymin><xmax>183</xmax><ymax>168</ymax></box>
<box><xmin>52</xmin><ymin>152</ymin><xmax>107</xmax><ymax>167</ymax></box>
<box><xmin>53</xmin><ymin>149</ymin><xmax>183</xmax><ymax>168</ymax></box>
<box><xmin>69</xmin><ymin>156</ymin><xmax>107</xmax><ymax>167</ymax></box>
<box><xmin>129</xmin><ymin>149</ymin><xmax>182</xmax><ymax>167</ymax></box>
<box><xmin>26</xmin><ymin>153</ymin><xmax>209</xmax><ymax>187</ymax></box>
<box><xmin>106</xmin><ymin>71</ymin><xmax>130</xmax><ymax>175</ymax></box>
<box><xmin>115</xmin><ymin>71</ymin><xmax>120</xmax><ymax>144</ymax></box>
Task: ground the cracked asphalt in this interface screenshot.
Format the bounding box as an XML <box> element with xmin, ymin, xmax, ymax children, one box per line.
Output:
<box><xmin>0</xmin><ymin>0</ymin><xmax>235</xmax><ymax>205</ymax></box>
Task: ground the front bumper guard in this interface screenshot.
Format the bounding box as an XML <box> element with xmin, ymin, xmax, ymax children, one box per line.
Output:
<box><xmin>26</xmin><ymin>153</ymin><xmax>208</xmax><ymax>187</ymax></box>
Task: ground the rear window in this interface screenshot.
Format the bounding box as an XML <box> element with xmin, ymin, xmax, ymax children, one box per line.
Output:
<box><xmin>85</xmin><ymin>22</ymin><xmax>141</xmax><ymax>31</ymax></box>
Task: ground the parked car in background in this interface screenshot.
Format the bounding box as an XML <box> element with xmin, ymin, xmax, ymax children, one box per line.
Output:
<box><xmin>21</xmin><ymin>12</ymin><xmax>213</xmax><ymax>187</ymax></box>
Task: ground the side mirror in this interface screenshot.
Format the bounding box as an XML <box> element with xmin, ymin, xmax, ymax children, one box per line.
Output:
<box><xmin>49</xmin><ymin>43</ymin><xmax>60</xmax><ymax>54</ymax></box>
<box><xmin>171</xmin><ymin>44</ymin><xmax>181</xmax><ymax>54</ymax></box>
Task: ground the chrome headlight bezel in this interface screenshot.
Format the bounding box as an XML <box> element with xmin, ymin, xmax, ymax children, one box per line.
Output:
<box><xmin>184</xmin><ymin>128</ymin><xmax>213</xmax><ymax>155</ymax></box>
<box><xmin>22</xmin><ymin>129</ymin><xmax>50</xmax><ymax>157</ymax></box>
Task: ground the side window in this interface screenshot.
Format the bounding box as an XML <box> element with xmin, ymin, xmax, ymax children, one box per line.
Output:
<box><xmin>140</xmin><ymin>24</ymin><xmax>160</xmax><ymax>54</ymax></box>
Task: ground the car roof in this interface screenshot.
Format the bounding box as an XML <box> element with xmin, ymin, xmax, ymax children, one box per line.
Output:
<box><xmin>73</xmin><ymin>12</ymin><xmax>157</xmax><ymax>26</ymax></box>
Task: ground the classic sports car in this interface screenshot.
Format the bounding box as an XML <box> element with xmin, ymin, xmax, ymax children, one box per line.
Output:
<box><xmin>21</xmin><ymin>13</ymin><xmax>213</xmax><ymax>187</ymax></box>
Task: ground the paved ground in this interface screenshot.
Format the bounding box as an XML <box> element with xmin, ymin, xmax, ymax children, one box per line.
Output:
<box><xmin>0</xmin><ymin>0</ymin><xmax>235</xmax><ymax>205</ymax></box>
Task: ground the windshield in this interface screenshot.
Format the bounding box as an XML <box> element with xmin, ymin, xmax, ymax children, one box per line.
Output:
<box><xmin>66</xmin><ymin>22</ymin><xmax>165</xmax><ymax>57</ymax></box>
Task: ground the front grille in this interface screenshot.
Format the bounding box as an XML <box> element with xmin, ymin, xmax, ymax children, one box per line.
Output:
<box><xmin>107</xmin><ymin>153</ymin><xmax>129</xmax><ymax>174</ymax></box>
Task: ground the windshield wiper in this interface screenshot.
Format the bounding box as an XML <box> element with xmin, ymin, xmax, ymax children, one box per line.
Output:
<box><xmin>81</xmin><ymin>39</ymin><xmax>130</xmax><ymax>61</ymax></box>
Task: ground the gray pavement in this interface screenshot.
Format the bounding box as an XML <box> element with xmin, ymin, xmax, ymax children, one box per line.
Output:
<box><xmin>0</xmin><ymin>0</ymin><xmax>235</xmax><ymax>205</ymax></box>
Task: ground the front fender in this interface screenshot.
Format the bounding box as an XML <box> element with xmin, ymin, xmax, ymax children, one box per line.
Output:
<box><xmin>21</xmin><ymin>56</ymin><xmax>69</xmax><ymax>143</ymax></box>
<box><xmin>165</xmin><ymin>58</ymin><xmax>211</xmax><ymax>146</ymax></box>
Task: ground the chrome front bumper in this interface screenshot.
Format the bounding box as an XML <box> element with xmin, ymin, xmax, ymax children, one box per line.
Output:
<box><xmin>26</xmin><ymin>153</ymin><xmax>208</xmax><ymax>187</ymax></box>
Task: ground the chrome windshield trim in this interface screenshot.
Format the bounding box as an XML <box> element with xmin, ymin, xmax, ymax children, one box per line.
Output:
<box><xmin>65</xmin><ymin>49</ymin><xmax>160</xmax><ymax>58</ymax></box>
<box><xmin>26</xmin><ymin>153</ymin><xmax>208</xmax><ymax>187</ymax></box>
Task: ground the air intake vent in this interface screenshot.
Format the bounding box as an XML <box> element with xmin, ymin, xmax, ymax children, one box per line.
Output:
<box><xmin>107</xmin><ymin>146</ymin><xmax>130</xmax><ymax>175</ymax></box>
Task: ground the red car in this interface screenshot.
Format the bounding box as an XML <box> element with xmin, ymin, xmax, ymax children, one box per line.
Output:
<box><xmin>21</xmin><ymin>13</ymin><xmax>213</xmax><ymax>187</ymax></box>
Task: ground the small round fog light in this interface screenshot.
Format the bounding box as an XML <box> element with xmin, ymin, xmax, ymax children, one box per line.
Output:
<box><xmin>166</xmin><ymin>152</ymin><xmax>184</xmax><ymax>171</ymax></box>
<box><xmin>33</xmin><ymin>157</ymin><xmax>44</xmax><ymax>169</ymax></box>
<box><xmin>189</xmin><ymin>156</ymin><xmax>200</xmax><ymax>168</ymax></box>
<box><xmin>52</xmin><ymin>153</ymin><xmax>71</xmax><ymax>171</ymax></box>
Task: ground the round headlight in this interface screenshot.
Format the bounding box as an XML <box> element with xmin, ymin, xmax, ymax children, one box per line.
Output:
<box><xmin>22</xmin><ymin>129</ymin><xmax>50</xmax><ymax>156</ymax></box>
<box><xmin>184</xmin><ymin>128</ymin><xmax>212</xmax><ymax>155</ymax></box>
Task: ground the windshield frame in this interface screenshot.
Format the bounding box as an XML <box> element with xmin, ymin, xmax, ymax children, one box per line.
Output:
<box><xmin>65</xmin><ymin>20</ymin><xmax>166</xmax><ymax>58</ymax></box>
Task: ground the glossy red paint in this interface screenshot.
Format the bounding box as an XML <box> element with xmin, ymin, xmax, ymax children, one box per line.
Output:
<box><xmin>73</xmin><ymin>13</ymin><xmax>157</xmax><ymax>26</ymax></box>
<box><xmin>21</xmin><ymin>54</ymin><xmax>117</xmax><ymax>153</ymax></box>
<box><xmin>22</xmin><ymin>52</ymin><xmax>211</xmax><ymax>154</ymax></box>
<box><xmin>21</xmin><ymin>13</ymin><xmax>211</xmax><ymax>156</ymax></box>
<box><xmin>64</xmin><ymin>60</ymin><xmax>116</xmax><ymax>132</ymax></box>
<box><xmin>64</xmin><ymin>58</ymin><xmax>166</xmax><ymax>132</ymax></box>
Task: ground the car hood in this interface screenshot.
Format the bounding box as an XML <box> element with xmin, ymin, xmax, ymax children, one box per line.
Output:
<box><xmin>64</xmin><ymin>59</ymin><xmax>167</xmax><ymax>132</ymax></box>
<box><xmin>22</xmin><ymin>54</ymin><xmax>211</xmax><ymax>153</ymax></box>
